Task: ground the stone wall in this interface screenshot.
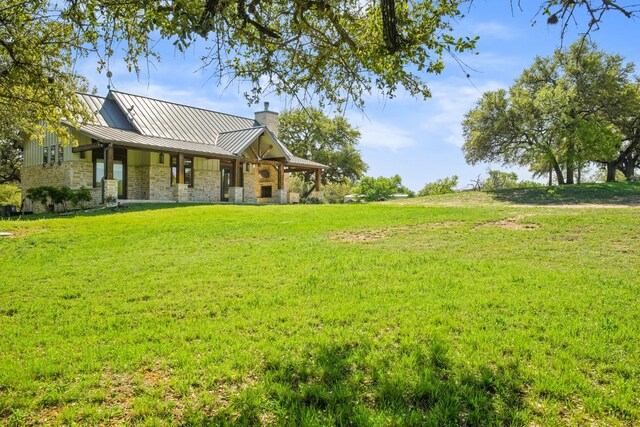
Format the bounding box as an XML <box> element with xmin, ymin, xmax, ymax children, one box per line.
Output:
<box><xmin>188</xmin><ymin>169</ymin><xmax>220</xmax><ymax>202</ymax></box>
<box><xmin>243</xmin><ymin>165</ymin><xmax>257</xmax><ymax>203</ymax></box>
<box><xmin>21</xmin><ymin>161</ymin><xmax>102</xmax><ymax>212</ymax></box>
<box><xmin>128</xmin><ymin>165</ymin><xmax>150</xmax><ymax>200</ymax></box>
<box><xmin>148</xmin><ymin>164</ymin><xmax>173</xmax><ymax>200</ymax></box>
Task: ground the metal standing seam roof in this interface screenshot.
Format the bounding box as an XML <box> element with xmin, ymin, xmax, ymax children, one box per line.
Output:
<box><xmin>286</xmin><ymin>156</ymin><xmax>329</xmax><ymax>169</ymax></box>
<box><xmin>108</xmin><ymin>91</ymin><xmax>256</xmax><ymax>144</ymax></box>
<box><xmin>77</xmin><ymin>93</ymin><xmax>135</xmax><ymax>130</ymax></box>
<box><xmin>72</xmin><ymin>91</ymin><xmax>328</xmax><ymax>168</ymax></box>
<box><xmin>217</xmin><ymin>127</ymin><xmax>267</xmax><ymax>155</ymax></box>
<box><xmin>77</xmin><ymin>124</ymin><xmax>236</xmax><ymax>158</ymax></box>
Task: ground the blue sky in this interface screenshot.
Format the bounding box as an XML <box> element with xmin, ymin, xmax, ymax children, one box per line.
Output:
<box><xmin>76</xmin><ymin>1</ymin><xmax>639</xmax><ymax>191</ymax></box>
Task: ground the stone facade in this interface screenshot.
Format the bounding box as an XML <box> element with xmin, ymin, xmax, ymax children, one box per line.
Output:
<box><xmin>128</xmin><ymin>165</ymin><xmax>150</xmax><ymax>199</ymax></box>
<box><xmin>21</xmin><ymin>161</ymin><xmax>102</xmax><ymax>212</ymax></box>
<box><xmin>22</xmin><ymin>146</ymin><xmax>296</xmax><ymax>209</ymax></box>
<box><xmin>243</xmin><ymin>165</ymin><xmax>257</xmax><ymax>203</ymax></box>
<box><xmin>148</xmin><ymin>164</ymin><xmax>173</xmax><ymax>200</ymax></box>
<box><xmin>188</xmin><ymin>169</ymin><xmax>220</xmax><ymax>203</ymax></box>
<box><xmin>228</xmin><ymin>187</ymin><xmax>244</xmax><ymax>204</ymax></box>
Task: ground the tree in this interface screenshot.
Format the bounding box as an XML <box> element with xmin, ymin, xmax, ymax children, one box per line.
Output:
<box><xmin>463</xmin><ymin>41</ymin><xmax>638</xmax><ymax>183</ymax></box>
<box><xmin>0</xmin><ymin>1</ymin><xmax>91</xmax><ymax>145</ymax></box>
<box><xmin>417</xmin><ymin>175</ymin><xmax>458</xmax><ymax>196</ymax></box>
<box><xmin>0</xmin><ymin>138</ymin><xmax>21</xmax><ymax>183</ymax></box>
<box><xmin>2</xmin><ymin>1</ymin><xmax>638</xmax><ymax>146</ymax></box>
<box><xmin>355</xmin><ymin>175</ymin><xmax>412</xmax><ymax>201</ymax></box>
<box><xmin>279</xmin><ymin>108</ymin><xmax>368</xmax><ymax>198</ymax></box>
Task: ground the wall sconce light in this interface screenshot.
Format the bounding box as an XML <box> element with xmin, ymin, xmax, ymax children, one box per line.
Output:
<box><xmin>245</xmin><ymin>163</ymin><xmax>251</xmax><ymax>172</ymax></box>
<box><xmin>159</xmin><ymin>153</ymin><xmax>165</xmax><ymax>164</ymax></box>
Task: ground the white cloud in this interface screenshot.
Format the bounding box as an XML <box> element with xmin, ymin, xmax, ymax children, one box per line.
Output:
<box><xmin>471</xmin><ymin>21</ymin><xmax>521</xmax><ymax>40</ymax></box>
<box><xmin>418</xmin><ymin>79</ymin><xmax>506</xmax><ymax>147</ymax></box>
<box><xmin>351</xmin><ymin>115</ymin><xmax>417</xmax><ymax>152</ymax></box>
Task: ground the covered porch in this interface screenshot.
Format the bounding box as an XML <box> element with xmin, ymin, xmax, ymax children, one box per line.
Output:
<box><xmin>72</xmin><ymin>124</ymin><xmax>325</xmax><ymax>205</ymax></box>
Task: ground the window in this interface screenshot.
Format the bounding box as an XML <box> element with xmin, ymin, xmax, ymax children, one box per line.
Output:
<box><xmin>58</xmin><ymin>145</ymin><xmax>64</xmax><ymax>165</ymax></box>
<box><xmin>258</xmin><ymin>169</ymin><xmax>270</xmax><ymax>179</ymax></box>
<box><xmin>50</xmin><ymin>145</ymin><xmax>56</xmax><ymax>166</ymax></box>
<box><xmin>94</xmin><ymin>158</ymin><xmax>104</xmax><ymax>188</ymax></box>
<box><xmin>43</xmin><ymin>146</ymin><xmax>48</xmax><ymax>166</ymax></box>
<box><xmin>170</xmin><ymin>155</ymin><xmax>194</xmax><ymax>187</ymax></box>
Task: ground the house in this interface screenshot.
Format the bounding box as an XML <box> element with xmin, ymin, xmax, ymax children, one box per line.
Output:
<box><xmin>20</xmin><ymin>91</ymin><xmax>326</xmax><ymax>212</ymax></box>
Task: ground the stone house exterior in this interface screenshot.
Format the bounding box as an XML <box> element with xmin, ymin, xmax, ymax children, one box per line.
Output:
<box><xmin>20</xmin><ymin>91</ymin><xmax>326</xmax><ymax>212</ymax></box>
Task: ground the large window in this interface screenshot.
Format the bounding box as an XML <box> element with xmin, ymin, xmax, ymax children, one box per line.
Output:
<box><xmin>42</xmin><ymin>146</ymin><xmax>48</xmax><ymax>166</ymax></box>
<box><xmin>170</xmin><ymin>155</ymin><xmax>194</xmax><ymax>187</ymax></box>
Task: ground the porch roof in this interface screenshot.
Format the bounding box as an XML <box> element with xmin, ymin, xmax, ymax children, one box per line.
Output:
<box><xmin>77</xmin><ymin>124</ymin><xmax>237</xmax><ymax>159</ymax></box>
<box><xmin>217</xmin><ymin>127</ymin><xmax>267</xmax><ymax>155</ymax></box>
<box><xmin>286</xmin><ymin>156</ymin><xmax>329</xmax><ymax>169</ymax></box>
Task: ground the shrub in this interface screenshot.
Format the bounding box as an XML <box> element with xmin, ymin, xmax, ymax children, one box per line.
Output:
<box><xmin>0</xmin><ymin>184</ymin><xmax>21</xmax><ymax>207</ymax></box>
<box><xmin>26</xmin><ymin>186</ymin><xmax>94</xmax><ymax>212</ymax></box>
<box><xmin>322</xmin><ymin>182</ymin><xmax>354</xmax><ymax>204</ymax></box>
<box><xmin>418</xmin><ymin>175</ymin><xmax>459</xmax><ymax>196</ymax></box>
<box><xmin>355</xmin><ymin>175</ymin><xmax>412</xmax><ymax>202</ymax></box>
<box><xmin>482</xmin><ymin>170</ymin><xmax>518</xmax><ymax>190</ymax></box>
<box><xmin>70</xmin><ymin>187</ymin><xmax>92</xmax><ymax>209</ymax></box>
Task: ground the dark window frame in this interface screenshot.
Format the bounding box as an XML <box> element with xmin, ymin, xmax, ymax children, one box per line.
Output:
<box><xmin>170</xmin><ymin>155</ymin><xmax>194</xmax><ymax>188</ymax></box>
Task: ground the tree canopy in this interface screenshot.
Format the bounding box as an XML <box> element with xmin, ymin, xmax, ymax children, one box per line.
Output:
<box><xmin>462</xmin><ymin>41</ymin><xmax>640</xmax><ymax>183</ymax></box>
<box><xmin>1</xmin><ymin>0</ymin><xmax>639</xmax><ymax>147</ymax></box>
<box><xmin>279</xmin><ymin>108</ymin><xmax>367</xmax><ymax>197</ymax></box>
<box><xmin>355</xmin><ymin>175</ymin><xmax>413</xmax><ymax>201</ymax></box>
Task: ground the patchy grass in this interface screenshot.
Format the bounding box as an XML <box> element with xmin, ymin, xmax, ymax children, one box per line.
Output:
<box><xmin>1</xmin><ymin>185</ymin><xmax>639</xmax><ymax>425</ymax></box>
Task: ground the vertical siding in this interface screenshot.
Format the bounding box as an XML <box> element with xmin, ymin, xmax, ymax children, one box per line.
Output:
<box><xmin>24</xmin><ymin>131</ymin><xmax>85</xmax><ymax>167</ymax></box>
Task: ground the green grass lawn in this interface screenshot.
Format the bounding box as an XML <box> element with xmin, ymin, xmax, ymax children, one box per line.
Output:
<box><xmin>1</xmin><ymin>184</ymin><xmax>639</xmax><ymax>426</ymax></box>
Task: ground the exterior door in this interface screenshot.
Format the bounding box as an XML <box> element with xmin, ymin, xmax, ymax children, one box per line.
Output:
<box><xmin>221</xmin><ymin>167</ymin><xmax>231</xmax><ymax>201</ymax></box>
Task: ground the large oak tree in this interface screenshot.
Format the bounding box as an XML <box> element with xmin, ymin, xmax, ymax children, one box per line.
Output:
<box><xmin>279</xmin><ymin>108</ymin><xmax>367</xmax><ymax>198</ymax></box>
<box><xmin>463</xmin><ymin>42</ymin><xmax>640</xmax><ymax>183</ymax></box>
<box><xmin>1</xmin><ymin>0</ymin><xmax>638</xmax><ymax>147</ymax></box>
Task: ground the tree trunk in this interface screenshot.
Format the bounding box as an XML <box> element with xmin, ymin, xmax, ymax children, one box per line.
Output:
<box><xmin>566</xmin><ymin>165</ymin><xmax>574</xmax><ymax>185</ymax></box>
<box><xmin>552</xmin><ymin>161</ymin><xmax>565</xmax><ymax>185</ymax></box>
<box><xmin>577</xmin><ymin>164</ymin><xmax>581</xmax><ymax>184</ymax></box>
<box><xmin>624</xmin><ymin>156</ymin><xmax>637</xmax><ymax>179</ymax></box>
<box><xmin>548</xmin><ymin>170</ymin><xmax>552</xmax><ymax>187</ymax></box>
<box><xmin>606</xmin><ymin>162</ymin><xmax>617</xmax><ymax>182</ymax></box>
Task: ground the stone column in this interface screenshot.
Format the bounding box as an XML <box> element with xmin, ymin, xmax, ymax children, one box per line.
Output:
<box><xmin>228</xmin><ymin>187</ymin><xmax>244</xmax><ymax>204</ymax></box>
<box><xmin>275</xmin><ymin>189</ymin><xmax>288</xmax><ymax>204</ymax></box>
<box><xmin>103</xmin><ymin>179</ymin><xmax>119</xmax><ymax>204</ymax></box>
<box><xmin>175</xmin><ymin>183</ymin><xmax>189</xmax><ymax>202</ymax></box>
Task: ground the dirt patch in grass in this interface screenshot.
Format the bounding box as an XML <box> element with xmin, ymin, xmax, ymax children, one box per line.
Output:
<box><xmin>475</xmin><ymin>214</ymin><xmax>540</xmax><ymax>231</ymax></box>
<box><xmin>330</xmin><ymin>221</ymin><xmax>459</xmax><ymax>243</ymax></box>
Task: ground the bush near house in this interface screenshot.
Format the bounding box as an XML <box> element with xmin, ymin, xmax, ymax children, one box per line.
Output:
<box><xmin>25</xmin><ymin>186</ymin><xmax>92</xmax><ymax>212</ymax></box>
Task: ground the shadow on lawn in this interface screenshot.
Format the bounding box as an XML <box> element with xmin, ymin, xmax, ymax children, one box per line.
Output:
<box><xmin>489</xmin><ymin>182</ymin><xmax>640</xmax><ymax>206</ymax></box>
<box><xmin>2</xmin><ymin>203</ymin><xmax>211</xmax><ymax>222</ymax></box>
<box><xmin>201</xmin><ymin>340</ymin><xmax>526</xmax><ymax>426</ymax></box>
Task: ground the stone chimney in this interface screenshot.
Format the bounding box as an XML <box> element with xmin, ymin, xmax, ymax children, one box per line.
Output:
<box><xmin>254</xmin><ymin>101</ymin><xmax>279</xmax><ymax>138</ymax></box>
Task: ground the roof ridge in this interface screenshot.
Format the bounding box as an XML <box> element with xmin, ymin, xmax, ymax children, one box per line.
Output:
<box><xmin>218</xmin><ymin>126</ymin><xmax>265</xmax><ymax>135</ymax></box>
<box><xmin>76</xmin><ymin>92</ymin><xmax>108</xmax><ymax>100</ymax></box>
<box><xmin>108</xmin><ymin>90</ymin><xmax>256</xmax><ymax>122</ymax></box>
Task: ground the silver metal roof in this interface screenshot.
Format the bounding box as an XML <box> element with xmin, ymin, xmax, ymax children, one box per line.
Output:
<box><xmin>217</xmin><ymin>127</ymin><xmax>266</xmax><ymax>155</ymax></box>
<box><xmin>287</xmin><ymin>156</ymin><xmax>328</xmax><ymax>169</ymax></box>
<box><xmin>78</xmin><ymin>124</ymin><xmax>235</xmax><ymax>158</ymax></box>
<box><xmin>108</xmin><ymin>91</ymin><xmax>255</xmax><ymax>144</ymax></box>
<box><xmin>73</xmin><ymin>91</ymin><xmax>327</xmax><ymax>168</ymax></box>
<box><xmin>77</xmin><ymin>93</ymin><xmax>134</xmax><ymax>130</ymax></box>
